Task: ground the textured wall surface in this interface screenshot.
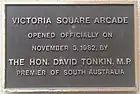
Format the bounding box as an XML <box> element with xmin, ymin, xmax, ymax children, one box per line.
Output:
<box><xmin>0</xmin><ymin>0</ymin><xmax>139</xmax><ymax>94</ymax></box>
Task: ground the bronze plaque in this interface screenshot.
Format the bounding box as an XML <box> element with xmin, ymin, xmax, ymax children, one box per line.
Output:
<box><xmin>3</xmin><ymin>1</ymin><xmax>138</xmax><ymax>92</ymax></box>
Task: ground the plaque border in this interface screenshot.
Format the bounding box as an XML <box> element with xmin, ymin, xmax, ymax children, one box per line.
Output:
<box><xmin>2</xmin><ymin>1</ymin><xmax>139</xmax><ymax>92</ymax></box>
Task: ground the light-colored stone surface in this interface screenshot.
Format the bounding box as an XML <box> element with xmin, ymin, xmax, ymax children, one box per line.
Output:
<box><xmin>5</xmin><ymin>0</ymin><xmax>58</xmax><ymax>1</ymax></box>
<box><xmin>0</xmin><ymin>0</ymin><xmax>139</xmax><ymax>94</ymax></box>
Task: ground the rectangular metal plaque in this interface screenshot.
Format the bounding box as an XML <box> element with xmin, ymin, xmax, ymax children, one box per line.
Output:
<box><xmin>3</xmin><ymin>1</ymin><xmax>138</xmax><ymax>92</ymax></box>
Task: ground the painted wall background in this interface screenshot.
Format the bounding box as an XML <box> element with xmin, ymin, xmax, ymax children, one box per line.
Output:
<box><xmin>0</xmin><ymin>0</ymin><xmax>139</xmax><ymax>94</ymax></box>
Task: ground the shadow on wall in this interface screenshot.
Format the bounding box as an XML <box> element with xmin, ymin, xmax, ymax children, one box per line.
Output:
<box><xmin>3</xmin><ymin>92</ymin><xmax>137</xmax><ymax>94</ymax></box>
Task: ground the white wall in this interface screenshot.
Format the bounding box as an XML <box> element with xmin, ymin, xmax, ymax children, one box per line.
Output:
<box><xmin>0</xmin><ymin>0</ymin><xmax>139</xmax><ymax>94</ymax></box>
